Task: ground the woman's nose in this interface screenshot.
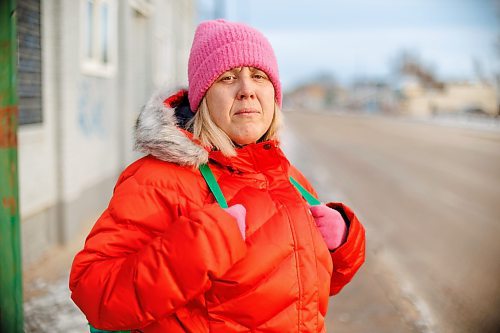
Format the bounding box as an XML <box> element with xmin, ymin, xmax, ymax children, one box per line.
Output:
<box><xmin>237</xmin><ymin>78</ymin><xmax>255</xmax><ymax>100</ymax></box>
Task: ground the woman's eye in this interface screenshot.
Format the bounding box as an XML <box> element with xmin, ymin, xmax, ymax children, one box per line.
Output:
<box><xmin>253</xmin><ymin>73</ymin><xmax>268</xmax><ymax>80</ymax></box>
<box><xmin>221</xmin><ymin>75</ymin><xmax>236</xmax><ymax>82</ymax></box>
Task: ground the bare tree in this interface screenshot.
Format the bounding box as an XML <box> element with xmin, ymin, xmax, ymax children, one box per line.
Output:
<box><xmin>393</xmin><ymin>51</ymin><xmax>444</xmax><ymax>90</ymax></box>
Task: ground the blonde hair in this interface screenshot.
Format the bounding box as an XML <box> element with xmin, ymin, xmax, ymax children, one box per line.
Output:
<box><xmin>188</xmin><ymin>98</ymin><xmax>282</xmax><ymax>157</ymax></box>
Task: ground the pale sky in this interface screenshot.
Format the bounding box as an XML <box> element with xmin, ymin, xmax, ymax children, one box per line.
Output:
<box><xmin>197</xmin><ymin>0</ymin><xmax>499</xmax><ymax>90</ymax></box>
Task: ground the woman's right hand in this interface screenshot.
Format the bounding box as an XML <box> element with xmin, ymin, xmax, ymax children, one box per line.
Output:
<box><xmin>224</xmin><ymin>204</ymin><xmax>246</xmax><ymax>240</ymax></box>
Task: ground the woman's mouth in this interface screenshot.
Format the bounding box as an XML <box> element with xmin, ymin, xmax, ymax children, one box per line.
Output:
<box><xmin>235</xmin><ymin>108</ymin><xmax>259</xmax><ymax>115</ymax></box>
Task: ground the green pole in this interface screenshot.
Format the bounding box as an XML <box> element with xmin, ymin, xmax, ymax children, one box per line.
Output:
<box><xmin>0</xmin><ymin>0</ymin><xmax>24</xmax><ymax>332</ymax></box>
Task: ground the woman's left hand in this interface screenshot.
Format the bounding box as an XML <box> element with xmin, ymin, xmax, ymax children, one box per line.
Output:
<box><xmin>309</xmin><ymin>204</ymin><xmax>347</xmax><ymax>250</ymax></box>
<box><xmin>224</xmin><ymin>204</ymin><xmax>246</xmax><ymax>240</ymax></box>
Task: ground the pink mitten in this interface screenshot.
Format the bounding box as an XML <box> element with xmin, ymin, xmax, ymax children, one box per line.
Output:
<box><xmin>309</xmin><ymin>204</ymin><xmax>347</xmax><ymax>250</ymax></box>
<box><xmin>224</xmin><ymin>204</ymin><xmax>246</xmax><ymax>240</ymax></box>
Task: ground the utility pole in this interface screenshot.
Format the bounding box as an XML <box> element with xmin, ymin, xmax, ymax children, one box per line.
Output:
<box><xmin>0</xmin><ymin>0</ymin><xmax>24</xmax><ymax>332</ymax></box>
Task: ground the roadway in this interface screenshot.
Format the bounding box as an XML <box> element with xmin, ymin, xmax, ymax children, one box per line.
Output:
<box><xmin>282</xmin><ymin>111</ymin><xmax>500</xmax><ymax>333</ymax></box>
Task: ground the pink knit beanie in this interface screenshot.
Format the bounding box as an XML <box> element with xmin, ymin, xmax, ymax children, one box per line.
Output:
<box><xmin>188</xmin><ymin>19</ymin><xmax>282</xmax><ymax>111</ymax></box>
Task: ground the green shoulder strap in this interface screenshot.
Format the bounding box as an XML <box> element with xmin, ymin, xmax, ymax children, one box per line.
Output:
<box><xmin>199</xmin><ymin>163</ymin><xmax>319</xmax><ymax>207</ymax></box>
<box><xmin>199</xmin><ymin>163</ymin><xmax>229</xmax><ymax>208</ymax></box>
<box><xmin>289</xmin><ymin>176</ymin><xmax>321</xmax><ymax>206</ymax></box>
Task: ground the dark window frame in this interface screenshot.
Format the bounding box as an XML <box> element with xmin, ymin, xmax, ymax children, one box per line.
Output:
<box><xmin>17</xmin><ymin>0</ymin><xmax>43</xmax><ymax>126</ymax></box>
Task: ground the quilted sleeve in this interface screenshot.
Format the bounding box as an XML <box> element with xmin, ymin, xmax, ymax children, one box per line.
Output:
<box><xmin>69</xmin><ymin>177</ymin><xmax>247</xmax><ymax>331</ymax></box>
<box><xmin>325</xmin><ymin>202</ymin><xmax>366</xmax><ymax>295</ymax></box>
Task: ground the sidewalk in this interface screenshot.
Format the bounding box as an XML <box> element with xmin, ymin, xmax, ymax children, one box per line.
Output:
<box><xmin>23</xmin><ymin>221</ymin><xmax>92</xmax><ymax>333</ymax></box>
<box><xmin>24</xmin><ymin>274</ymin><xmax>88</xmax><ymax>333</ymax></box>
<box><xmin>327</xmin><ymin>246</ymin><xmax>433</xmax><ymax>333</ymax></box>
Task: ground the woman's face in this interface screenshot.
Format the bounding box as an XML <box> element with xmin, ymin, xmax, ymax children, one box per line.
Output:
<box><xmin>206</xmin><ymin>66</ymin><xmax>275</xmax><ymax>146</ymax></box>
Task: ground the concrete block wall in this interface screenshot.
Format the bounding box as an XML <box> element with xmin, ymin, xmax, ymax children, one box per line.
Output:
<box><xmin>19</xmin><ymin>0</ymin><xmax>59</xmax><ymax>265</ymax></box>
<box><xmin>19</xmin><ymin>0</ymin><xmax>195</xmax><ymax>267</ymax></box>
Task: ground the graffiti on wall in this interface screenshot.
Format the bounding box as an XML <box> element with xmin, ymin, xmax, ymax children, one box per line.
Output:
<box><xmin>77</xmin><ymin>80</ymin><xmax>107</xmax><ymax>138</ymax></box>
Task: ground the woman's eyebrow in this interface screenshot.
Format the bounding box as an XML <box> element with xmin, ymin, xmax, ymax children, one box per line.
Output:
<box><xmin>249</xmin><ymin>67</ymin><xmax>266</xmax><ymax>74</ymax></box>
<box><xmin>229</xmin><ymin>67</ymin><xmax>242</xmax><ymax>74</ymax></box>
<box><xmin>219</xmin><ymin>68</ymin><xmax>239</xmax><ymax>77</ymax></box>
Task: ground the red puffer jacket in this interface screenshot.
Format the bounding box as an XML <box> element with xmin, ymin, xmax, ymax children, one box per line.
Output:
<box><xmin>69</xmin><ymin>90</ymin><xmax>365</xmax><ymax>333</ymax></box>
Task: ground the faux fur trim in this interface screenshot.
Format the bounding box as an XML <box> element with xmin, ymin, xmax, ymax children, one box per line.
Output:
<box><xmin>134</xmin><ymin>87</ymin><xmax>209</xmax><ymax>167</ymax></box>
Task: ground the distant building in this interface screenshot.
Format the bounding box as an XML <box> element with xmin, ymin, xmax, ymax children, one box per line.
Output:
<box><xmin>398</xmin><ymin>79</ymin><xmax>498</xmax><ymax>117</ymax></box>
<box><xmin>284</xmin><ymin>75</ymin><xmax>347</xmax><ymax>112</ymax></box>
<box><xmin>17</xmin><ymin>0</ymin><xmax>196</xmax><ymax>266</ymax></box>
<box><xmin>394</xmin><ymin>57</ymin><xmax>499</xmax><ymax>117</ymax></box>
<box><xmin>285</xmin><ymin>72</ymin><xmax>499</xmax><ymax>118</ymax></box>
<box><xmin>347</xmin><ymin>81</ymin><xmax>399</xmax><ymax>114</ymax></box>
<box><xmin>285</xmin><ymin>83</ymin><xmax>335</xmax><ymax>111</ymax></box>
<box><xmin>284</xmin><ymin>78</ymin><xmax>398</xmax><ymax>114</ymax></box>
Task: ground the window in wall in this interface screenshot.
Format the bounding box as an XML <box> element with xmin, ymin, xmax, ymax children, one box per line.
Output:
<box><xmin>81</xmin><ymin>0</ymin><xmax>117</xmax><ymax>76</ymax></box>
<box><xmin>85</xmin><ymin>0</ymin><xmax>94</xmax><ymax>59</ymax></box>
<box><xmin>17</xmin><ymin>0</ymin><xmax>43</xmax><ymax>125</ymax></box>
<box><xmin>100</xmin><ymin>2</ymin><xmax>109</xmax><ymax>64</ymax></box>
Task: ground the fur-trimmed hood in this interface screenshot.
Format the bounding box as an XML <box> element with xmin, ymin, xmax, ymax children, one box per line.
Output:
<box><xmin>134</xmin><ymin>88</ymin><xmax>209</xmax><ymax>167</ymax></box>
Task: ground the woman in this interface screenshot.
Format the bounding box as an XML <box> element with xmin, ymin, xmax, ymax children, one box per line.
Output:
<box><xmin>70</xmin><ymin>19</ymin><xmax>365</xmax><ymax>333</ymax></box>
